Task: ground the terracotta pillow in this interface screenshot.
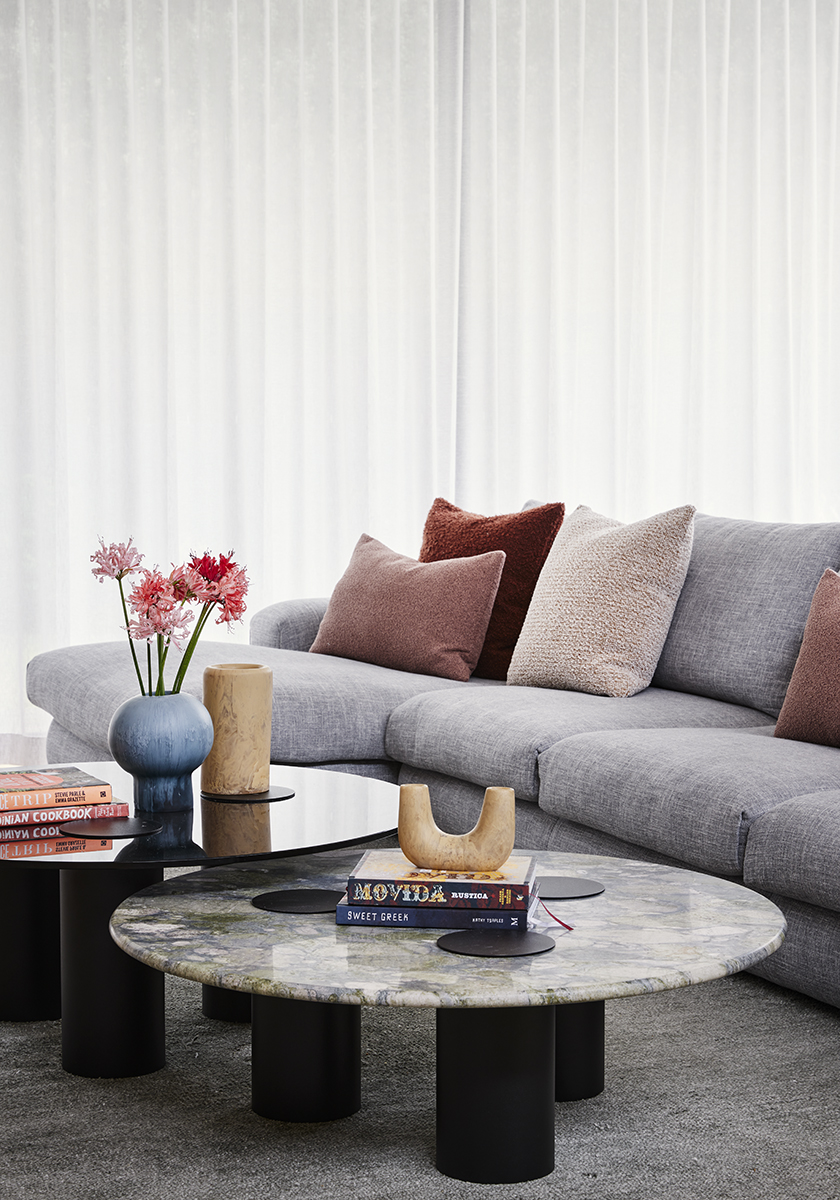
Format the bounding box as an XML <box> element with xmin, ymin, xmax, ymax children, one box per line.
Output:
<box><xmin>775</xmin><ymin>569</ymin><xmax>840</xmax><ymax>747</ymax></box>
<box><xmin>508</xmin><ymin>504</ymin><xmax>696</xmax><ymax>698</ymax></box>
<box><xmin>418</xmin><ymin>498</ymin><xmax>565</xmax><ymax>680</ymax></box>
<box><xmin>309</xmin><ymin>534</ymin><xmax>506</xmax><ymax>681</ymax></box>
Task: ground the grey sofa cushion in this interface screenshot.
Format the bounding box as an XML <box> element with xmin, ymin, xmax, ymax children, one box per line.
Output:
<box><xmin>26</xmin><ymin>641</ymin><xmax>491</xmax><ymax>766</ymax></box>
<box><xmin>396</xmin><ymin>765</ymin><xmax>567</xmax><ymax>848</ymax></box>
<box><xmin>746</xmin><ymin>894</ymin><xmax>840</xmax><ymax>1009</ymax></box>
<box><xmin>45</xmin><ymin>722</ymin><xmax>105</xmax><ymax>762</ymax></box>
<box><xmin>652</xmin><ymin>513</ymin><xmax>840</xmax><ymax>717</ymax></box>
<box><xmin>397</xmin><ymin>764</ymin><xmax>694</xmax><ymax>867</ymax></box>
<box><xmin>249</xmin><ymin>598</ymin><xmax>329</xmax><ymax>651</ymax></box>
<box><xmin>537</xmin><ymin>725</ymin><xmax>840</xmax><ymax>875</ymax></box>
<box><xmin>743</xmin><ymin>792</ymin><xmax>840</xmax><ymax>914</ymax></box>
<box><xmin>42</xmin><ymin>718</ymin><xmax>402</xmax><ymax>782</ymax></box>
<box><xmin>385</xmin><ymin>684</ymin><xmax>772</xmax><ymax>802</ymax></box>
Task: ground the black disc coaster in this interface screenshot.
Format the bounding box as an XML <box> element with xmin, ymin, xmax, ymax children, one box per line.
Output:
<box><xmin>58</xmin><ymin>817</ymin><xmax>164</xmax><ymax>840</ymax></box>
<box><xmin>251</xmin><ymin>889</ymin><xmax>344</xmax><ymax>914</ymax></box>
<box><xmin>201</xmin><ymin>785</ymin><xmax>295</xmax><ymax>804</ymax></box>
<box><xmin>536</xmin><ymin>875</ymin><xmax>605</xmax><ymax>900</ymax></box>
<box><xmin>436</xmin><ymin>930</ymin><xmax>555</xmax><ymax>958</ymax></box>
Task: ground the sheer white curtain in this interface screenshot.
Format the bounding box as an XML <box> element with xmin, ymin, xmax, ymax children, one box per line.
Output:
<box><xmin>455</xmin><ymin>0</ymin><xmax>840</xmax><ymax>521</ymax></box>
<box><xmin>2</xmin><ymin>0</ymin><xmax>839</xmax><ymax>757</ymax></box>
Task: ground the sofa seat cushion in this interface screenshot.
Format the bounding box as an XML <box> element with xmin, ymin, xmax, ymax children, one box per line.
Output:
<box><xmin>26</xmin><ymin>642</ymin><xmax>495</xmax><ymax>766</ymax></box>
<box><xmin>385</xmin><ymin>685</ymin><xmax>772</xmax><ymax>803</ymax></box>
<box><xmin>537</xmin><ymin>726</ymin><xmax>840</xmax><ymax>876</ymax></box>
<box><xmin>743</xmin><ymin>793</ymin><xmax>840</xmax><ymax>914</ymax></box>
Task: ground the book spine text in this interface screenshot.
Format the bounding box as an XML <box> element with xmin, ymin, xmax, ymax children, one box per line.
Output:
<box><xmin>0</xmin><ymin>784</ymin><xmax>113</xmax><ymax>812</ymax></box>
<box><xmin>0</xmin><ymin>802</ymin><xmax>130</xmax><ymax>830</ymax></box>
<box><xmin>337</xmin><ymin>903</ymin><xmax>532</xmax><ymax>928</ymax></box>
<box><xmin>345</xmin><ymin>878</ymin><xmax>531</xmax><ymax>909</ymax></box>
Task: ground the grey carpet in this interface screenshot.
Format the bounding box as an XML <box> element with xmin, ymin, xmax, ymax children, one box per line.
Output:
<box><xmin>2</xmin><ymin>969</ymin><xmax>839</xmax><ymax>1200</ymax></box>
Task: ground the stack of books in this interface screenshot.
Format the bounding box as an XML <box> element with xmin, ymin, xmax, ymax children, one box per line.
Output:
<box><xmin>335</xmin><ymin>849</ymin><xmax>539</xmax><ymax>931</ymax></box>
<box><xmin>0</xmin><ymin>768</ymin><xmax>123</xmax><ymax>859</ymax></box>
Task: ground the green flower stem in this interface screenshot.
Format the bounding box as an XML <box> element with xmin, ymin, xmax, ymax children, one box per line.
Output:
<box><xmin>159</xmin><ymin>640</ymin><xmax>170</xmax><ymax>692</ymax></box>
<box><xmin>171</xmin><ymin>601</ymin><xmax>216</xmax><ymax>694</ymax></box>
<box><xmin>118</xmin><ymin>577</ymin><xmax>146</xmax><ymax>695</ymax></box>
<box><xmin>155</xmin><ymin>633</ymin><xmax>167</xmax><ymax>695</ymax></box>
<box><xmin>146</xmin><ymin>642</ymin><xmax>153</xmax><ymax>695</ymax></box>
<box><xmin>158</xmin><ymin>598</ymin><xmax>190</xmax><ymax>693</ymax></box>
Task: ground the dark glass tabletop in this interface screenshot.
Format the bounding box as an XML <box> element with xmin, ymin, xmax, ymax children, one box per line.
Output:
<box><xmin>0</xmin><ymin>762</ymin><xmax>399</xmax><ymax>869</ymax></box>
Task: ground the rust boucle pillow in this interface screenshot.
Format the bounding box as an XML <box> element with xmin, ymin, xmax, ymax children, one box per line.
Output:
<box><xmin>418</xmin><ymin>498</ymin><xmax>565</xmax><ymax>679</ymax></box>
<box><xmin>310</xmin><ymin>534</ymin><xmax>506</xmax><ymax>681</ymax></box>
<box><xmin>508</xmin><ymin>504</ymin><xmax>696</xmax><ymax>698</ymax></box>
<box><xmin>774</xmin><ymin>569</ymin><xmax>840</xmax><ymax>747</ymax></box>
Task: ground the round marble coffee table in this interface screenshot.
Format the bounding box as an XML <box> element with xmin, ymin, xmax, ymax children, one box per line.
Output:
<box><xmin>110</xmin><ymin>848</ymin><xmax>785</xmax><ymax>1185</ymax></box>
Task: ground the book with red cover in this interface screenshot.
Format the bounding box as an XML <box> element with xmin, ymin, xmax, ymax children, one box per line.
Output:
<box><xmin>0</xmin><ymin>837</ymin><xmax>114</xmax><ymax>859</ymax></box>
<box><xmin>0</xmin><ymin>802</ymin><xmax>130</xmax><ymax>829</ymax></box>
<box><xmin>0</xmin><ymin>768</ymin><xmax>113</xmax><ymax>812</ymax></box>
<box><xmin>345</xmin><ymin>849</ymin><xmax>536</xmax><ymax>909</ymax></box>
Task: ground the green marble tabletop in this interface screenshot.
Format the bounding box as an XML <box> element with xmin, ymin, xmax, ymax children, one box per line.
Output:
<box><xmin>109</xmin><ymin>849</ymin><xmax>785</xmax><ymax>1009</ymax></box>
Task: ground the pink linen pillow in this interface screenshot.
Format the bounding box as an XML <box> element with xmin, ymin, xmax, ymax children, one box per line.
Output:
<box><xmin>774</xmin><ymin>569</ymin><xmax>840</xmax><ymax>748</ymax></box>
<box><xmin>309</xmin><ymin>534</ymin><xmax>506</xmax><ymax>681</ymax></box>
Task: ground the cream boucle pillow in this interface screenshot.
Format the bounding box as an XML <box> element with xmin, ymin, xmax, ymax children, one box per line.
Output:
<box><xmin>507</xmin><ymin>504</ymin><xmax>696</xmax><ymax>698</ymax></box>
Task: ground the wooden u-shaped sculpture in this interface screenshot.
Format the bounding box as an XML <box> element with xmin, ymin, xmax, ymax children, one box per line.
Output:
<box><xmin>398</xmin><ymin>783</ymin><xmax>515</xmax><ymax>872</ymax></box>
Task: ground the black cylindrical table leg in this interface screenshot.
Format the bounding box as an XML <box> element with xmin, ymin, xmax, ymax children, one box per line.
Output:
<box><xmin>202</xmin><ymin>983</ymin><xmax>252</xmax><ymax>1022</ymax></box>
<box><xmin>60</xmin><ymin>867</ymin><xmax>165</xmax><ymax>1078</ymax></box>
<box><xmin>251</xmin><ymin>994</ymin><xmax>361</xmax><ymax>1121</ymax></box>
<box><xmin>555</xmin><ymin>999</ymin><xmax>605</xmax><ymax>1100</ymax></box>
<box><xmin>0</xmin><ymin>867</ymin><xmax>61</xmax><ymax>1020</ymax></box>
<box><xmin>436</xmin><ymin>1005</ymin><xmax>556</xmax><ymax>1184</ymax></box>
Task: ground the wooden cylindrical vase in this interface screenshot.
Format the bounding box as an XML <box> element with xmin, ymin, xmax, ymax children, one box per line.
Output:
<box><xmin>200</xmin><ymin>663</ymin><xmax>273</xmax><ymax>857</ymax></box>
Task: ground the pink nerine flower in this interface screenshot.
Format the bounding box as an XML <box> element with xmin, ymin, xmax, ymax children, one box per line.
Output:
<box><xmin>92</xmin><ymin>538</ymin><xmax>248</xmax><ymax>695</ymax></box>
<box><xmin>128</xmin><ymin>568</ymin><xmax>176</xmax><ymax>618</ymax></box>
<box><xmin>90</xmin><ymin>537</ymin><xmax>143</xmax><ymax>581</ymax></box>
<box><xmin>188</xmin><ymin>552</ymin><xmax>249</xmax><ymax>624</ymax></box>
<box><xmin>168</xmin><ymin>563</ymin><xmax>205</xmax><ymax>604</ymax></box>
<box><xmin>189</xmin><ymin>551</ymin><xmax>237</xmax><ymax>586</ymax></box>
<box><xmin>214</xmin><ymin>563</ymin><xmax>249</xmax><ymax>625</ymax></box>
<box><xmin>128</xmin><ymin>605</ymin><xmax>194</xmax><ymax>649</ymax></box>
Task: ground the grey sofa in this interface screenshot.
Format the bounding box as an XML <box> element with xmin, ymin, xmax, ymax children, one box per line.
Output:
<box><xmin>26</xmin><ymin>513</ymin><xmax>840</xmax><ymax>1009</ymax></box>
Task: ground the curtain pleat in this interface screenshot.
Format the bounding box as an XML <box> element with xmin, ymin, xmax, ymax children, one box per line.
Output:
<box><xmin>2</xmin><ymin>0</ymin><xmax>839</xmax><ymax>747</ymax></box>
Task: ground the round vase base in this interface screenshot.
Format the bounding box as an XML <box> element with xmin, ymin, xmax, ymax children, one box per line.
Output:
<box><xmin>200</xmin><ymin>786</ymin><xmax>295</xmax><ymax>805</ymax></box>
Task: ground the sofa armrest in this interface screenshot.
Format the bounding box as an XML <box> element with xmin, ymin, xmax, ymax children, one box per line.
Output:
<box><xmin>249</xmin><ymin>598</ymin><xmax>329</xmax><ymax>651</ymax></box>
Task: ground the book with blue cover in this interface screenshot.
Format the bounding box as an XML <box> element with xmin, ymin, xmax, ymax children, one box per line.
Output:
<box><xmin>336</xmin><ymin>888</ymin><xmax>540</xmax><ymax>929</ymax></box>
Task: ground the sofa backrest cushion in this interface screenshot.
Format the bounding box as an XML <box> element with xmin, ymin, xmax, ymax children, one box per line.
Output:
<box><xmin>309</xmin><ymin>534</ymin><xmax>505</xmax><ymax>681</ymax></box>
<box><xmin>652</xmin><ymin>514</ymin><xmax>840</xmax><ymax>717</ymax></box>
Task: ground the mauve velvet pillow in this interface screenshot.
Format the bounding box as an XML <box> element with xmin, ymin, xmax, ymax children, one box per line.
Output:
<box><xmin>418</xmin><ymin>498</ymin><xmax>565</xmax><ymax>680</ymax></box>
<box><xmin>309</xmin><ymin>534</ymin><xmax>506</xmax><ymax>681</ymax></box>
<box><xmin>774</xmin><ymin>569</ymin><xmax>840</xmax><ymax>748</ymax></box>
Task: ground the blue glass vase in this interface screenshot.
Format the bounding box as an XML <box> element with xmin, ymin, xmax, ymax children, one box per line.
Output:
<box><xmin>108</xmin><ymin>692</ymin><xmax>214</xmax><ymax>854</ymax></box>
